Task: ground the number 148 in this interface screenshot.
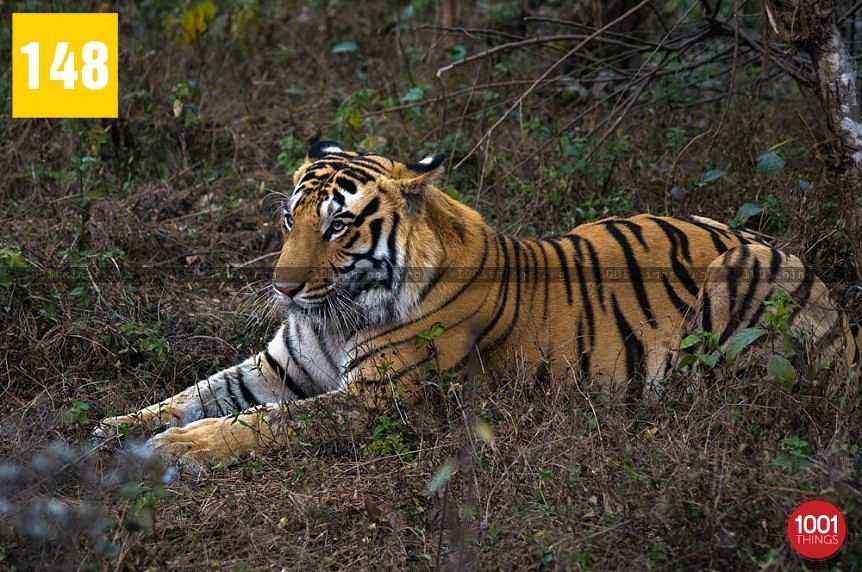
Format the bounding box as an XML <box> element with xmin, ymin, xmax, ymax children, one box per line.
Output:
<box><xmin>19</xmin><ymin>41</ymin><xmax>109</xmax><ymax>90</ymax></box>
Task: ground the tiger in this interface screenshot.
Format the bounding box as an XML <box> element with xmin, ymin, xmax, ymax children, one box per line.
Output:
<box><xmin>95</xmin><ymin>141</ymin><xmax>861</xmax><ymax>468</ymax></box>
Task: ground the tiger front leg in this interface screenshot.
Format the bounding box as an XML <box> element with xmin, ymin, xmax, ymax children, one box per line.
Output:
<box><xmin>93</xmin><ymin>354</ymin><xmax>288</xmax><ymax>440</ymax></box>
<box><xmin>147</xmin><ymin>389</ymin><xmax>365</xmax><ymax>471</ymax></box>
<box><xmin>147</xmin><ymin>331</ymin><xmax>454</xmax><ymax>470</ymax></box>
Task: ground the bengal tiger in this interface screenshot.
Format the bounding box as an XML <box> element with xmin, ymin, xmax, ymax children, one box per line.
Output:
<box><xmin>95</xmin><ymin>141</ymin><xmax>861</xmax><ymax>468</ymax></box>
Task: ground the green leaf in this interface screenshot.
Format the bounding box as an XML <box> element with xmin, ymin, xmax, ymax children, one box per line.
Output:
<box><xmin>680</xmin><ymin>334</ymin><xmax>701</xmax><ymax>350</ymax></box>
<box><xmin>700</xmin><ymin>353</ymin><xmax>719</xmax><ymax>369</ymax></box>
<box><xmin>756</xmin><ymin>151</ymin><xmax>785</xmax><ymax>173</ymax></box>
<box><xmin>723</xmin><ymin>327</ymin><xmax>767</xmax><ymax>361</ymax></box>
<box><xmin>399</xmin><ymin>86</ymin><xmax>425</xmax><ymax>103</ymax></box>
<box><xmin>700</xmin><ymin>169</ymin><xmax>726</xmax><ymax>185</ymax></box>
<box><xmin>767</xmin><ymin>354</ymin><xmax>797</xmax><ymax>389</ymax></box>
<box><xmin>625</xmin><ymin>468</ymin><xmax>646</xmax><ymax>481</ymax></box>
<box><xmin>445</xmin><ymin>45</ymin><xmax>466</xmax><ymax>62</ymax></box>
<box><xmin>729</xmin><ymin>202</ymin><xmax>763</xmax><ymax>229</ymax></box>
<box><xmin>331</xmin><ymin>41</ymin><xmax>358</xmax><ymax>54</ymax></box>
<box><xmin>677</xmin><ymin>354</ymin><xmax>698</xmax><ymax>368</ymax></box>
<box><xmin>767</xmin><ymin>138</ymin><xmax>795</xmax><ymax>152</ymax></box>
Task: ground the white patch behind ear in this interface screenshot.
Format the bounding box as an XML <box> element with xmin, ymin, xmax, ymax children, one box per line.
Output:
<box><xmin>308</xmin><ymin>140</ymin><xmax>346</xmax><ymax>159</ymax></box>
<box><xmin>406</xmin><ymin>153</ymin><xmax>445</xmax><ymax>173</ymax></box>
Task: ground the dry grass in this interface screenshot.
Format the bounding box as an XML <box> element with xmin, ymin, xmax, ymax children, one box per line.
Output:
<box><xmin>1</xmin><ymin>1</ymin><xmax>861</xmax><ymax>570</ymax></box>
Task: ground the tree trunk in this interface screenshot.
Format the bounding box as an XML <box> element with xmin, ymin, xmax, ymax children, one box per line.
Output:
<box><xmin>441</xmin><ymin>0</ymin><xmax>457</xmax><ymax>48</ymax></box>
<box><xmin>765</xmin><ymin>0</ymin><xmax>862</xmax><ymax>276</ymax></box>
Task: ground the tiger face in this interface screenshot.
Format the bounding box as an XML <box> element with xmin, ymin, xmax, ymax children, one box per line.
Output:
<box><xmin>272</xmin><ymin>141</ymin><xmax>445</xmax><ymax>328</ymax></box>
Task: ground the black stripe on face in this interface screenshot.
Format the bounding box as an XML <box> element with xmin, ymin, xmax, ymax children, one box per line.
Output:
<box><xmin>346</xmin><ymin>168</ymin><xmax>375</xmax><ymax>184</ymax></box>
<box><xmin>343</xmin><ymin>231</ymin><xmax>361</xmax><ymax>249</ymax></box>
<box><xmin>603</xmin><ymin>222</ymin><xmax>657</xmax><ymax>328</ymax></box>
<box><xmin>310</xmin><ymin>161</ymin><xmax>381</xmax><ymax>184</ymax></box>
<box><xmin>367</xmin><ymin>218</ymin><xmax>383</xmax><ymax>253</ymax></box>
<box><xmin>387</xmin><ymin>213</ymin><xmax>400</xmax><ymax>285</ymax></box>
<box><xmin>352</xmin><ymin>197</ymin><xmax>381</xmax><ymax>227</ymax></box>
<box><xmin>338</xmin><ymin>155</ymin><xmax>390</xmax><ymax>172</ymax></box>
<box><xmin>335</xmin><ymin>176</ymin><xmax>357</xmax><ymax>194</ymax></box>
<box><xmin>612</xmin><ymin>293</ymin><xmax>645</xmax><ymax>384</ymax></box>
<box><xmin>330</xmin><ymin>190</ymin><xmax>346</xmax><ymax>207</ymax></box>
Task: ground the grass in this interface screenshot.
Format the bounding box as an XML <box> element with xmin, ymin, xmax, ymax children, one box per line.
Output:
<box><xmin>1</xmin><ymin>1</ymin><xmax>860</xmax><ymax>569</ymax></box>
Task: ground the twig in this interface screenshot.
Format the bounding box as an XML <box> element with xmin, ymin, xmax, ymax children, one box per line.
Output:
<box><xmin>447</xmin><ymin>0</ymin><xmax>654</xmax><ymax>170</ymax></box>
<box><xmin>230</xmin><ymin>251</ymin><xmax>280</xmax><ymax>269</ymax></box>
<box><xmin>523</xmin><ymin>16</ymin><xmax>663</xmax><ymax>48</ymax></box>
<box><xmin>435</xmin><ymin>33</ymin><xmax>657</xmax><ymax>77</ymax></box>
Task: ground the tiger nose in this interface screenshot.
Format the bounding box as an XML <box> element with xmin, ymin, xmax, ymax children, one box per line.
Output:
<box><xmin>273</xmin><ymin>281</ymin><xmax>304</xmax><ymax>298</ymax></box>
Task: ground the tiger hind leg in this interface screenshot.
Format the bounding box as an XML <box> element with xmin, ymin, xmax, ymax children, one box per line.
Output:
<box><xmin>691</xmin><ymin>243</ymin><xmax>851</xmax><ymax>371</ymax></box>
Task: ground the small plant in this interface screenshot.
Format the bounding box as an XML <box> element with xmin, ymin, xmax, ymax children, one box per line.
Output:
<box><xmin>720</xmin><ymin>290</ymin><xmax>799</xmax><ymax>387</ymax></box>
<box><xmin>364</xmin><ymin>415</ymin><xmax>412</xmax><ymax>461</ymax></box>
<box><xmin>63</xmin><ymin>399</ymin><xmax>90</xmax><ymax>427</ymax></box>
<box><xmin>772</xmin><ymin>437</ymin><xmax>813</xmax><ymax>472</ymax></box>
<box><xmin>276</xmin><ymin>135</ymin><xmax>305</xmax><ymax>172</ymax></box>
<box><xmin>120</xmin><ymin>320</ymin><xmax>170</xmax><ymax>362</ymax></box>
<box><xmin>415</xmin><ymin>322</ymin><xmax>444</xmax><ymax>348</ymax></box>
<box><xmin>683</xmin><ymin>290</ymin><xmax>801</xmax><ymax>388</ymax></box>
<box><xmin>375</xmin><ymin>360</ymin><xmax>394</xmax><ymax>375</ymax></box>
<box><xmin>678</xmin><ymin>329</ymin><xmax>721</xmax><ymax>369</ymax></box>
<box><xmin>0</xmin><ymin>246</ymin><xmax>30</xmax><ymax>288</ymax></box>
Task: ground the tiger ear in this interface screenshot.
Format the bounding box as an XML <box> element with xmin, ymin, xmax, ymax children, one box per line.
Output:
<box><xmin>293</xmin><ymin>141</ymin><xmax>346</xmax><ymax>184</ymax></box>
<box><xmin>381</xmin><ymin>154</ymin><xmax>445</xmax><ymax>213</ymax></box>
<box><xmin>395</xmin><ymin>154</ymin><xmax>446</xmax><ymax>194</ymax></box>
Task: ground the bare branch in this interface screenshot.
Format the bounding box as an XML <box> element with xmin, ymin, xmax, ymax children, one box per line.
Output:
<box><xmin>447</xmin><ymin>0</ymin><xmax>655</xmax><ymax>170</ymax></box>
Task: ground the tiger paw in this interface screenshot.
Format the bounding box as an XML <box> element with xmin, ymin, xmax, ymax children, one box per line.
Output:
<box><xmin>147</xmin><ymin>417</ymin><xmax>256</xmax><ymax>472</ymax></box>
<box><xmin>92</xmin><ymin>414</ymin><xmax>138</xmax><ymax>442</ymax></box>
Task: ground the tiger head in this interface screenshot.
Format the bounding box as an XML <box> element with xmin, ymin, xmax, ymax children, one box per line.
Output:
<box><xmin>272</xmin><ymin>141</ymin><xmax>476</xmax><ymax>329</ymax></box>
